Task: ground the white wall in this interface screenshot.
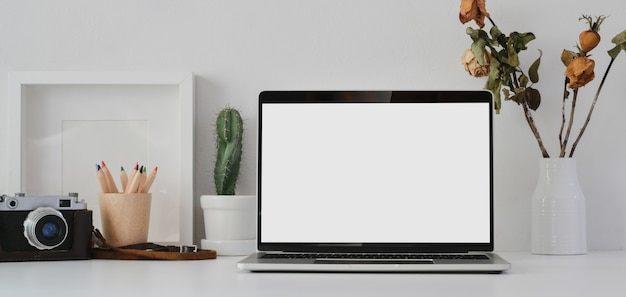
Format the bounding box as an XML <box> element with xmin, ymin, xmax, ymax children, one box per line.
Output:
<box><xmin>1</xmin><ymin>0</ymin><xmax>625</xmax><ymax>251</ymax></box>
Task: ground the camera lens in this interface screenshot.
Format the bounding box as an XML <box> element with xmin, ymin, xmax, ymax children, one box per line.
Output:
<box><xmin>23</xmin><ymin>207</ymin><xmax>69</xmax><ymax>250</ymax></box>
<box><xmin>41</xmin><ymin>221</ymin><xmax>61</xmax><ymax>239</ymax></box>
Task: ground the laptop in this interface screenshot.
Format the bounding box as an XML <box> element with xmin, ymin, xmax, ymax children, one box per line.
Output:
<box><xmin>238</xmin><ymin>90</ymin><xmax>511</xmax><ymax>273</ymax></box>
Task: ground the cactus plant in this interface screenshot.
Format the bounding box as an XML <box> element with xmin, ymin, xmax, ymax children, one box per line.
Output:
<box><xmin>214</xmin><ymin>107</ymin><xmax>243</xmax><ymax>195</ymax></box>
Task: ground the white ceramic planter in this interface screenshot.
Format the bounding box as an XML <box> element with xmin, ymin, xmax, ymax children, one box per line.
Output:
<box><xmin>200</xmin><ymin>195</ymin><xmax>257</xmax><ymax>256</ymax></box>
<box><xmin>531</xmin><ymin>158</ymin><xmax>587</xmax><ymax>255</ymax></box>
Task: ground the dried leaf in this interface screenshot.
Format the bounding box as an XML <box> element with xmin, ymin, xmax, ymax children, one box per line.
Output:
<box><xmin>529</xmin><ymin>50</ymin><xmax>542</xmax><ymax>83</ymax></box>
<box><xmin>490</xmin><ymin>25</ymin><xmax>504</xmax><ymax>46</ymax></box>
<box><xmin>519</xmin><ymin>74</ymin><xmax>529</xmax><ymax>88</ymax></box>
<box><xmin>484</xmin><ymin>59</ymin><xmax>502</xmax><ymax>113</ymax></box>
<box><xmin>610</xmin><ymin>29</ymin><xmax>626</xmax><ymax>45</ymax></box>
<box><xmin>525</xmin><ymin>87</ymin><xmax>541</xmax><ymax>111</ymax></box>
<box><xmin>561</xmin><ymin>50</ymin><xmax>575</xmax><ymax>67</ymax></box>
<box><xmin>507</xmin><ymin>44</ymin><xmax>520</xmax><ymax>67</ymax></box>
<box><xmin>608</xmin><ymin>29</ymin><xmax>626</xmax><ymax>59</ymax></box>
<box><xmin>608</xmin><ymin>45</ymin><xmax>622</xmax><ymax>59</ymax></box>
<box><xmin>466</xmin><ymin>27</ymin><xmax>490</xmax><ymax>42</ymax></box>
<box><xmin>471</xmin><ymin>39</ymin><xmax>489</xmax><ymax>66</ymax></box>
<box><xmin>508</xmin><ymin>32</ymin><xmax>536</xmax><ymax>52</ymax></box>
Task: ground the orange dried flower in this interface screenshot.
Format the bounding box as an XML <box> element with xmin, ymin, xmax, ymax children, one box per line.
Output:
<box><xmin>462</xmin><ymin>49</ymin><xmax>491</xmax><ymax>77</ymax></box>
<box><xmin>580</xmin><ymin>31</ymin><xmax>601</xmax><ymax>53</ymax></box>
<box><xmin>565</xmin><ymin>57</ymin><xmax>595</xmax><ymax>89</ymax></box>
<box><xmin>578</xmin><ymin>15</ymin><xmax>606</xmax><ymax>53</ymax></box>
<box><xmin>459</xmin><ymin>0</ymin><xmax>490</xmax><ymax>29</ymax></box>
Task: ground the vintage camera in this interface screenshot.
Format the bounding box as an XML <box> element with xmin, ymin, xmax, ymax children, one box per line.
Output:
<box><xmin>0</xmin><ymin>193</ymin><xmax>93</xmax><ymax>261</ymax></box>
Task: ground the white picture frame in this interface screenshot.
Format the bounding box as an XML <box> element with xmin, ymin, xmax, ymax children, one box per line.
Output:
<box><xmin>7</xmin><ymin>72</ymin><xmax>194</xmax><ymax>245</ymax></box>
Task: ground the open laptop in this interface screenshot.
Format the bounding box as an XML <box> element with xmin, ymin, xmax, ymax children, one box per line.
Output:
<box><xmin>238</xmin><ymin>91</ymin><xmax>510</xmax><ymax>273</ymax></box>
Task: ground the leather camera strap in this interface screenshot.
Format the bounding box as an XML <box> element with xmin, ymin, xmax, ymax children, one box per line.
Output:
<box><xmin>91</xmin><ymin>228</ymin><xmax>216</xmax><ymax>260</ymax></box>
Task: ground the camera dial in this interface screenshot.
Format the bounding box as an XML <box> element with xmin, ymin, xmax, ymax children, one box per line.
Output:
<box><xmin>7</xmin><ymin>198</ymin><xmax>18</xmax><ymax>209</ymax></box>
<box><xmin>23</xmin><ymin>207</ymin><xmax>69</xmax><ymax>250</ymax></box>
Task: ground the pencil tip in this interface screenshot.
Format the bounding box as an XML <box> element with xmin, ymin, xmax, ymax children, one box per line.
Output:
<box><xmin>121</xmin><ymin>166</ymin><xmax>125</xmax><ymax>171</ymax></box>
<box><xmin>96</xmin><ymin>164</ymin><xmax>101</xmax><ymax>170</ymax></box>
<box><xmin>101</xmin><ymin>161</ymin><xmax>106</xmax><ymax>167</ymax></box>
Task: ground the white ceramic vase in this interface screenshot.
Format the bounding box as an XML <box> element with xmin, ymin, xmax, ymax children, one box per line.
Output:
<box><xmin>531</xmin><ymin>158</ymin><xmax>587</xmax><ymax>255</ymax></box>
<box><xmin>200</xmin><ymin>195</ymin><xmax>257</xmax><ymax>256</ymax></box>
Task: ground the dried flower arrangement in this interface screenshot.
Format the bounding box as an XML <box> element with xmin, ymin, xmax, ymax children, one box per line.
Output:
<box><xmin>459</xmin><ymin>0</ymin><xmax>626</xmax><ymax>157</ymax></box>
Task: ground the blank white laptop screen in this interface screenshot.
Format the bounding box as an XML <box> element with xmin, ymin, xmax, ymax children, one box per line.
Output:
<box><xmin>260</xmin><ymin>92</ymin><xmax>492</xmax><ymax>246</ymax></box>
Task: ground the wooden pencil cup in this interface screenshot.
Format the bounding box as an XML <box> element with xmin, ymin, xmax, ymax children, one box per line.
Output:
<box><xmin>98</xmin><ymin>193</ymin><xmax>152</xmax><ymax>247</ymax></box>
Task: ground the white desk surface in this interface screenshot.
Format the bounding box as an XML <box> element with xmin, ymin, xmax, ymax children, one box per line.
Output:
<box><xmin>1</xmin><ymin>251</ymin><xmax>625</xmax><ymax>296</ymax></box>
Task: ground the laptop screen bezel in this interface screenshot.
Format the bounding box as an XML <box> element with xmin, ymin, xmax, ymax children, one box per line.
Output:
<box><xmin>257</xmin><ymin>91</ymin><xmax>494</xmax><ymax>253</ymax></box>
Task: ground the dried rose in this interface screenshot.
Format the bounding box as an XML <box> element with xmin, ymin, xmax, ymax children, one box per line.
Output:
<box><xmin>565</xmin><ymin>57</ymin><xmax>595</xmax><ymax>89</ymax></box>
<box><xmin>462</xmin><ymin>49</ymin><xmax>491</xmax><ymax>77</ymax></box>
<box><xmin>459</xmin><ymin>0</ymin><xmax>490</xmax><ymax>29</ymax></box>
<box><xmin>580</xmin><ymin>31</ymin><xmax>601</xmax><ymax>53</ymax></box>
<box><xmin>579</xmin><ymin>15</ymin><xmax>606</xmax><ymax>53</ymax></box>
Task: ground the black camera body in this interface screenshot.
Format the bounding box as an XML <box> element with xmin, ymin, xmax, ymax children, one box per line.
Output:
<box><xmin>0</xmin><ymin>193</ymin><xmax>92</xmax><ymax>261</ymax></box>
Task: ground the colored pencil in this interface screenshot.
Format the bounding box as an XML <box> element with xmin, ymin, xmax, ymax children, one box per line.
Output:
<box><xmin>127</xmin><ymin>162</ymin><xmax>139</xmax><ymax>188</ymax></box>
<box><xmin>139</xmin><ymin>166</ymin><xmax>158</xmax><ymax>193</ymax></box>
<box><xmin>101</xmin><ymin>161</ymin><xmax>119</xmax><ymax>193</ymax></box>
<box><xmin>120</xmin><ymin>166</ymin><xmax>129</xmax><ymax>192</ymax></box>
<box><xmin>96</xmin><ymin>164</ymin><xmax>110</xmax><ymax>193</ymax></box>
<box><xmin>125</xmin><ymin>165</ymin><xmax>144</xmax><ymax>194</ymax></box>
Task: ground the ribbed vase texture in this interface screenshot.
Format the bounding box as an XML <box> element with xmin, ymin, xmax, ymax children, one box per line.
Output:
<box><xmin>531</xmin><ymin>158</ymin><xmax>587</xmax><ymax>255</ymax></box>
